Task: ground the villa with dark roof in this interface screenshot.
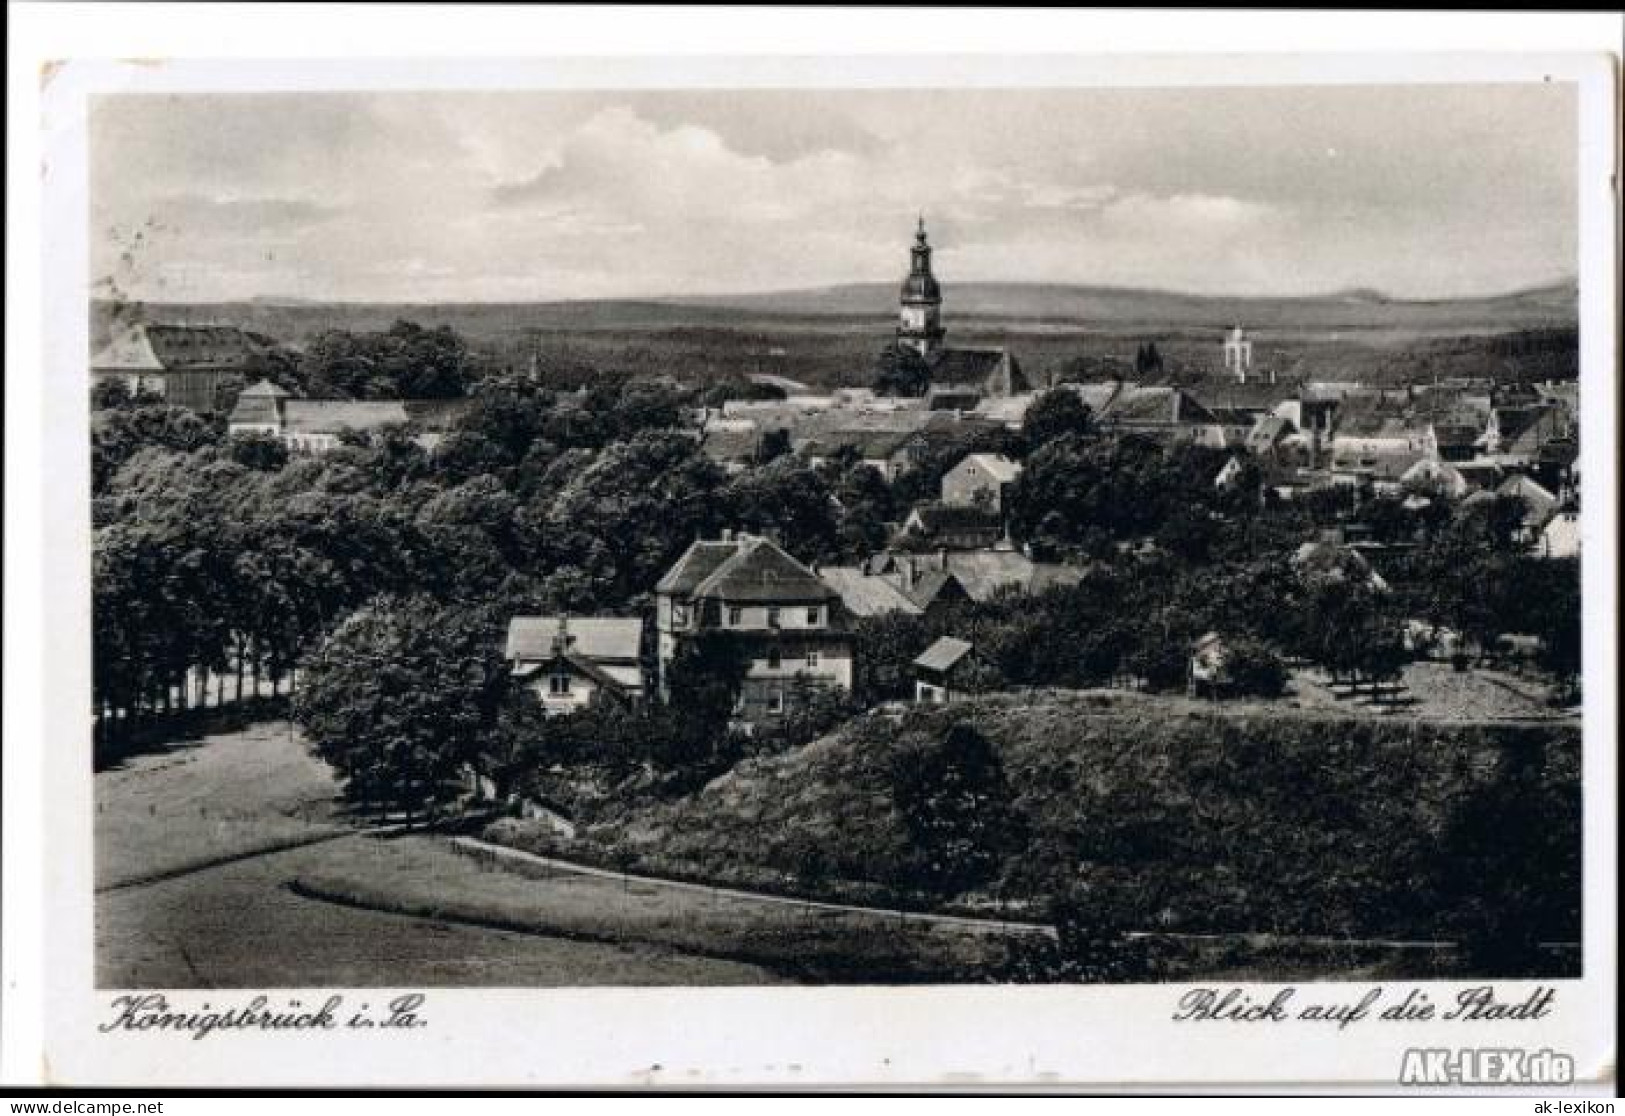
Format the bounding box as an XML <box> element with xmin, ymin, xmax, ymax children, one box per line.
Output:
<box><xmin>654</xmin><ymin>532</ymin><xmax>853</xmax><ymax>721</ymax></box>
<box><xmin>91</xmin><ymin>322</ymin><xmax>284</xmax><ymax>411</ymax></box>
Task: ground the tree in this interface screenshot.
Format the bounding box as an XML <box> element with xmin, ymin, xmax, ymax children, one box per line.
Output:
<box><xmin>1532</xmin><ymin>557</ymin><xmax>1581</xmax><ymax>702</ymax></box>
<box><xmin>722</xmin><ymin>457</ymin><xmax>841</xmax><ymax>565</ymax></box>
<box><xmin>851</xmin><ymin>612</ymin><xmax>934</xmax><ymax>704</ymax></box>
<box><xmin>1007</xmin><ymin>432</ymin><xmax>1169</xmax><ymax>558</ymax></box>
<box><xmin>755</xmin><ymin>427</ymin><xmax>792</xmax><ymax>466</ymax></box>
<box><xmin>300</xmin><ymin>321</ymin><xmax>478</xmax><ymax>400</ymax></box>
<box><xmin>294</xmin><ymin>598</ymin><xmax>509</xmax><ymax>822</ymax></box>
<box><xmin>533</xmin><ymin>431</ymin><xmax>727</xmax><ymax>607</ymax></box>
<box><xmin>92</xmin><ymin>404</ymin><xmax>223</xmax><ymax>492</ymax></box>
<box><xmin>91</xmin><ymin>378</ymin><xmax>134</xmax><ymax>410</ymax></box>
<box><xmin>1223</xmin><ymin>638</ymin><xmax>1289</xmax><ymax>698</ymax></box>
<box><xmin>665</xmin><ymin>630</ymin><xmax>750</xmax><ymax>732</ymax></box>
<box><xmin>871</xmin><ymin>342</ymin><xmax>932</xmax><ymax>398</ymax></box>
<box><xmin>226</xmin><ymin>430</ymin><xmax>290</xmax><ymax>472</ymax></box>
<box><xmin>889</xmin><ymin>722</ymin><xmax>1027</xmax><ymax>895</ymax></box>
<box><xmin>1438</xmin><ymin>743</ymin><xmax>1576</xmax><ymax>976</ymax></box>
<box><xmin>1019</xmin><ymin>388</ymin><xmax>1094</xmax><ymax>449</ymax></box>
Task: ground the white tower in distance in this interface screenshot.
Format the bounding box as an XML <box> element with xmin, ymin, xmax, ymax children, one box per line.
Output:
<box><xmin>1223</xmin><ymin>325</ymin><xmax>1255</xmax><ymax>383</ymax></box>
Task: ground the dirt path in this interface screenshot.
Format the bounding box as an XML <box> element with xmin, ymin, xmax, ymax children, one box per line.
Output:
<box><xmin>97</xmin><ymin>722</ymin><xmax>782</xmax><ymax>987</ymax></box>
<box><xmin>98</xmin><ymin>836</ymin><xmax>780</xmax><ymax>987</ymax></box>
<box><xmin>451</xmin><ymin>836</ymin><xmax>1054</xmax><ymax>938</ymax></box>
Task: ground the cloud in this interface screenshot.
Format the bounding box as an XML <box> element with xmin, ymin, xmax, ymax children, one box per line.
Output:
<box><xmin>88</xmin><ymin>86</ymin><xmax>1577</xmax><ymax>302</ymax></box>
<box><xmin>149</xmin><ymin>193</ymin><xmax>346</xmax><ymax>233</ymax></box>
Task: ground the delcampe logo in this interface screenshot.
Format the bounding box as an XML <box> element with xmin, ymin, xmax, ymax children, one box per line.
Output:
<box><xmin>1399</xmin><ymin>1047</ymin><xmax>1576</xmax><ymax>1086</ymax></box>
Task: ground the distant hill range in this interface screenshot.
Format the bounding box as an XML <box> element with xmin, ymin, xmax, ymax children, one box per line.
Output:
<box><xmin>92</xmin><ymin>279</ymin><xmax>1577</xmax><ymax>350</ymax></box>
<box><xmin>667</xmin><ymin>279</ymin><xmax>1579</xmax><ymax>330</ymax></box>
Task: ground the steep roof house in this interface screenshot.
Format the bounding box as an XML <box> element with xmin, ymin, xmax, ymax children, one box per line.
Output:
<box><xmin>1479</xmin><ymin>405</ymin><xmax>1570</xmax><ymax>465</ymax></box>
<box><xmin>655</xmin><ymin>533</ymin><xmax>851</xmax><ymax>721</ymax></box>
<box><xmin>92</xmin><ymin>322</ymin><xmax>284</xmax><ymax>412</ymax></box>
<box><xmin>865</xmin><ymin>547</ymin><xmax>1082</xmax><ymax>604</ymax></box>
<box><xmin>941</xmin><ymin>453</ymin><xmax>1022</xmax><ymax>512</ymax></box>
<box><xmin>506</xmin><ymin>615</ymin><xmax>647</xmax><ymax>715</ymax></box>
<box><xmin>898</xmin><ymin>504</ymin><xmax>1005</xmax><ymax>551</ymax></box>
<box><xmin>817</xmin><ymin>567</ymin><xmax>925</xmax><ymax>619</ymax></box>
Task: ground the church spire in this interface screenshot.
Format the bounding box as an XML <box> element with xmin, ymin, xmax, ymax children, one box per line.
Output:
<box><xmin>898</xmin><ymin>216</ymin><xmax>944</xmax><ymax>358</ymax></box>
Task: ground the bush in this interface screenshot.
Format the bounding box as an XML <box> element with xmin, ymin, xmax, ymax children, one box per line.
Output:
<box><xmin>1224</xmin><ymin>639</ymin><xmax>1289</xmax><ymax>698</ymax></box>
<box><xmin>889</xmin><ymin>722</ymin><xmax>1029</xmax><ymax>896</ymax></box>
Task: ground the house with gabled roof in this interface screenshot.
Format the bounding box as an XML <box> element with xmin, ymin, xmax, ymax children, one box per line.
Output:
<box><xmin>506</xmin><ymin>615</ymin><xmax>647</xmax><ymax>715</ymax></box>
<box><xmin>864</xmin><ymin>547</ymin><xmax>1082</xmax><ymax>604</ymax></box>
<box><xmin>1536</xmin><ymin>505</ymin><xmax>1580</xmax><ymax>559</ymax></box>
<box><xmin>1478</xmin><ymin>404</ymin><xmax>1570</xmax><ymax>465</ymax></box>
<box><xmin>899</xmin><ymin>503</ymin><xmax>1005</xmax><ymax>551</ymax></box>
<box><xmin>92</xmin><ymin>322</ymin><xmax>285</xmax><ymax>411</ymax></box>
<box><xmin>817</xmin><ymin>566</ymin><xmax>924</xmax><ymax>619</ymax></box>
<box><xmin>655</xmin><ymin>532</ymin><xmax>852</xmax><ymax>720</ymax></box>
<box><xmin>942</xmin><ymin>452</ymin><xmax>1022</xmax><ymax>512</ymax></box>
<box><xmin>227</xmin><ymin>379</ymin><xmax>470</xmax><ymax>453</ymax></box>
<box><xmin>912</xmin><ymin>636</ymin><xmax>990</xmax><ymax>704</ymax></box>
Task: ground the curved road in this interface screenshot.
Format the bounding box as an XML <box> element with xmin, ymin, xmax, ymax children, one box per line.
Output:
<box><xmin>96</xmin><ymin>724</ymin><xmax>780</xmax><ymax>987</ymax></box>
<box><xmin>98</xmin><ymin>833</ymin><xmax>781</xmax><ymax>987</ymax></box>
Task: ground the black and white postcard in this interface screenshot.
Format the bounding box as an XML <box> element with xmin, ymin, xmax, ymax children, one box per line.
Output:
<box><xmin>6</xmin><ymin>6</ymin><xmax>1618</xmax><ymax>1092</ymax></box>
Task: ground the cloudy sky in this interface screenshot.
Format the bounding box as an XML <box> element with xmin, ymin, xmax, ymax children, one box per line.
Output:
<box><xmin>90</xmin><ymin>84</ymin><xmax>1576</xmax><ymax>303</ymax></box>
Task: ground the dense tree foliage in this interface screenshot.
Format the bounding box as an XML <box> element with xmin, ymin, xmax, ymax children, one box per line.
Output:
<box><xmin>871</xmin><ymin>342</ymin><xmax>932</xmax><ymax>398</ymax></box>
<box><xmin>1019</xmin><ymin>388</ymin><xmax>1094</xmax><ymax>449</ymax></box>
<box><xmin>890</xmin><ymin>722</ymin><xmax>1028</xmax><ymax>895</ymax></box>
<box><xmin>295</xmin><ymin>598</ymin><xmax>509</xmax><ymax>820</ymax></box>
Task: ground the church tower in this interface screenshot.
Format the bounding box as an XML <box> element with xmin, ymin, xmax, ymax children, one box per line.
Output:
<box><xmin>897</xmin><ymin>216</ymin><xmax>945</xmax><ymax>359</ymax></box>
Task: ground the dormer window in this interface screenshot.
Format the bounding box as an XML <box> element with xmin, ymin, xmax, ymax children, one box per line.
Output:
<box><xmin>767</xmin><ymin>647</ymin><xmax>781</xmax><ymax>669</ymax></box>
<box><xmin>806</xmin><ymin>606</ymin><xmax>822</xmax><ymax>626</ymax></box>
<box><xmin>727</xmin><ymin>606</ymin><xmax>743</xmax><ymax>627</ymax></box>
<box><xmin>549</xmin><ymin>672</ymin><xmax>572</xmax><ymax>696</ymax></box>
<box><xmin>767</xmin><ymin>607</ymin><xmax>781</xmax><ymax>628</ymax></box>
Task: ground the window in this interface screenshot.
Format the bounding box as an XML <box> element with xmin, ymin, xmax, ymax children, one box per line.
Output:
<box><xmin>806</xmin><ymin>606</ymin><xmax>822</xmax><ymax>626</ymax></box>
<box><xmin>548</xmin><ymin>672</ymin><xmax>572</xmax><ymax>696</ymax></box>
<box><xmin>672</xmin><ymin>603</ymin><xmax>689</xmax><ymax>627</ymax></box>
<box><xmin>767</xmin><ymin>647</ymin><xmax>781</xmax><ymax>669</ymax></box>
<box><xmin>727</xmin><ymin>606</ymin><xmax>743</xmax><ymax>627</ymax></box>
<box><xmin>768</xmin><ymin>691</ymin><xmax>785</xmax><ymax>715</ymax></box>
<box><xmin>807</xmin><ymin>650</ymin><xmax>821</xmax><ymax>669</ymax></box>
<box><xmin>767</xmin><ymin>607</ymin><xmax>781</xmax><ymax>628</ymax></box>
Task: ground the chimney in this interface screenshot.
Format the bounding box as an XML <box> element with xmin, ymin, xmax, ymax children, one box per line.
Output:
<box><xmin>721</xmin><ymin>528</ymin><xmax>734</xmax><ymax>543</ymax></box>
<box><xmin>937</xmin><ymin>547</ymin><xmax>948</xmax><ymax>571</ymax></box>
<box><xmin>551</xmin><ymin>614</ymin><xmax>571</xmax><ymax>656</ymax></box>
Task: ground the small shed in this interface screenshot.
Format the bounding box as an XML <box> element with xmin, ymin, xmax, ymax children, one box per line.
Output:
<box><xmin>912</xmin><ymin>636</ymin><xmax>979</xmax><ymax>704</ymax></box>
<box><xmin>1188</xmin><ymin>632</ymin><xmax>1232</xmax><ymax>696</ymax></box>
